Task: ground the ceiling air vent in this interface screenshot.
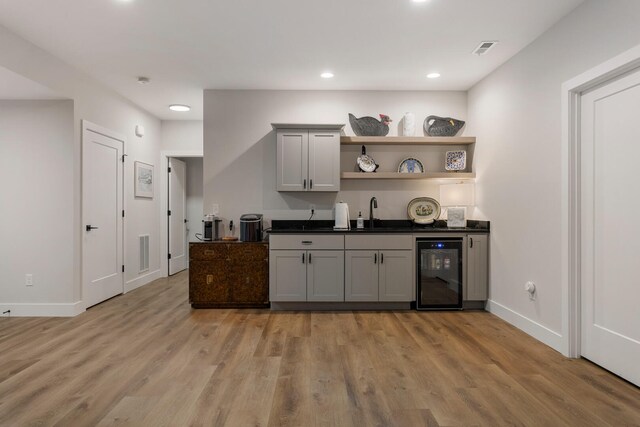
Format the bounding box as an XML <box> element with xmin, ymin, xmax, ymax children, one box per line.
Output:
<box><xmin>473</xmin><ymin>41</ymin><xmax>498</xmax><ymax>56</ymax></box>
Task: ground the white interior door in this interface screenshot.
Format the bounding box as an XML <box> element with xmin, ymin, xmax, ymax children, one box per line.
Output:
<box><xmin>82</xmin><ymin>122</ymin><xmax>123</xmax><ymax>308</ymax></box>
<box><xmin>580</xmin><ymin>68</ymin><xmax>640</xmax><ymax>386</ymax></box>
<box><xmin>168</xmin><ymin>158</ymin><xmax>187</xmax><ymax>275</ymax></box>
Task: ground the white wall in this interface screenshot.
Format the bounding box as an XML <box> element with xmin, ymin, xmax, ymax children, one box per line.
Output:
<box><xmin>0</xmin><ymin>101</ymin><xmax>74</xmax><ymax>307</ymax></box>
<box><xmin>0</xmin><ymin>24</ymin><xmax>162</xmax><ymax>314</ymax></box>
<box><xmin>161</xmin><ymin>120</ymin><xmax>203</xmax><ymax>152</ymax></box>
<box><xmin>203</xmin><ymin>90</ymin><xmax>467</xmax><ymax>234</ymax></box>
<box><xmin>467</xmin><ymin>0</ymin><xmax>640</xmax><ymax>352</ymax></box>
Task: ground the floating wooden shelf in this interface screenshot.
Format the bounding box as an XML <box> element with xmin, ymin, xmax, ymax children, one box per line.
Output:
<box><xmin>340</xmin><ymin>136</ymin><xmax>476</xmax><ymax>145</ymax></box>
<box><xmin>341</xmin><ymin>172</ymin><xmax>475</xmax><ymax>180</ymax></box>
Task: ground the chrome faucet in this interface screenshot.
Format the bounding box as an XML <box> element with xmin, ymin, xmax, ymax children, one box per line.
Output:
<box><xmin>369</xmin><ymin>197</ymin><xmax>378</xmax><ymax>229</ymax></box>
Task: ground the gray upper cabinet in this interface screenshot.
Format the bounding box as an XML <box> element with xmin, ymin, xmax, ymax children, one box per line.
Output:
<box><xmin>274</xmin><ymin>124</ymin><xmax>343</xmax><ymax>192</ymax></box>
<box><xmin>466</xmin><ymin>234</ymin><xmax>488</xmax><ymax>301</ymax></box>
<box><xmin>276</xmin><ymin>131</ymin><xmax>308</xmax><ymax>192</ymax></box>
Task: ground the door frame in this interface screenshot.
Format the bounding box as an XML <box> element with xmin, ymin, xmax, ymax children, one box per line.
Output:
<box><xmin>81</xmin><ymin>120</ymin><xmax>126</xmax><ymax>309</ymax></box>
<box><xmin>160</xmin><ymin>150</ymin><xmax>203</xmax><ymax>278</ymax></box>
<box><xmin>561</xmin><ymin>44</ymin><xmax>640</xmax><ymax>357</ymax></box>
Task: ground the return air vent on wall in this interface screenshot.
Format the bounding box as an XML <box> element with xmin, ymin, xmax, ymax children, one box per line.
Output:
<box><xmin>473</xmin><ymin>41</ymin><xmax>498</xmax><ymax>55</ymax></box>
<box><xmin>139</xmin><ymin>235</ymin><xmax>150</xmax><ymax>273</ymax></box>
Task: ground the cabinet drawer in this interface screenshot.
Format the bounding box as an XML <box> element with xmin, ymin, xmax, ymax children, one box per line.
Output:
<box><xmin>345</xmin><ymin>234</ymin><xmax>413</xmax><ymax>250</ymax></box>
<box><xmin>269</xmin><ymin>234</ymin><xmax>344</xmax><ymax>250</ymax></box>
<box><xmin>190</xmin><ymin>244</ymin><xmax>229</xmax><ymax>261</ymax></box>
<box><xmin>228</xmin><ymin>243</ymin><xmax>268</xmax><ymax>261</ymax></box>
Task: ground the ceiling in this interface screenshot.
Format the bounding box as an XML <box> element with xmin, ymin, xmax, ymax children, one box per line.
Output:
<box><xmin>0</xmin><ymin>65</ymin><xmax>65</xmax><ymax>100</ymax></box>
<box><xmin>0</xmin><ymin>0</ymin><xmax>583</xmax><ymax>120</ymax></box>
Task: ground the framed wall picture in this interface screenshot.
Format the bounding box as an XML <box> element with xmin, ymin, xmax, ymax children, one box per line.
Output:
<box><xmin>135</xmin><ymin>161</ymin><xmax>154</xmax><ymax>198</ymax></box>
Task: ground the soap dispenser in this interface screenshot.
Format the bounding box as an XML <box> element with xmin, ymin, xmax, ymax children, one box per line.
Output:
<box><xmin>357</xmin><ymin>211</ymin><xmax>364</xmax><ymax>229</ymax></box>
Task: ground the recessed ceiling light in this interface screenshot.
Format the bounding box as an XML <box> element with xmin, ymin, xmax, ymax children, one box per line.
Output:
<box><xmin>169</xmin><ymin>104</ymin><xmax>191</xmax><ymax>112</ymax></box>
<box><xmin>320</xmin><ymin>72</ymin><xmax>334</xmax><ymax>79</ymax></box>
<box><xmin>137</xmin><ymin>76</ymin><xmax>150</xmax><ymax>85</ymax></box>
<box><xmin>426</xmin><ymin>72</ymin><xmax>441</xmax><ymax>79</ymax></box>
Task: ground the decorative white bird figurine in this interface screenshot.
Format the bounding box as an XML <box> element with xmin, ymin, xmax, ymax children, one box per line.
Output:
<box><xmin>349</xmin><ymin>113</ymin><xmax>392</xmax><ymax>136</ymax></box>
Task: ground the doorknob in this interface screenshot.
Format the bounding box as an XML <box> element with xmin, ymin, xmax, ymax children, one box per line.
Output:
<box><xmin>86</xmin><ymin>225</ymin><xmax>99</xmax><ymax>231</ymax></box>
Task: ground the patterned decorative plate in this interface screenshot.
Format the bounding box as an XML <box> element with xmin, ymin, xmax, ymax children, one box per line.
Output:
<box><xmin>445</xmin><ymin>150</ymin><xmax>467</xmax><ymax>171</ymax></box>
<box><xmin>407</xmin><ymin>197</ymin><xmax>441</xmax><ymax>224</ymax></box>
<box><xmin>398</xmin><ymin>157</ymin><xmax>424</xmax><ymax>174</ymax></box>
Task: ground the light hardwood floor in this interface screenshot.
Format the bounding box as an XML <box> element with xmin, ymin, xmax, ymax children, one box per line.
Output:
<box><xmin>0</xmin><ymin>271</ymin><xmax>639</xmax><ymax>426</ymax></box>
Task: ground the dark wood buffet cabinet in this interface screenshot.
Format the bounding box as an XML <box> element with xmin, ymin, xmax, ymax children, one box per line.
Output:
<box><xmin>189</xmin><ymin>242</ymin><xmax>269</xmax><ymax>308</ymax></box>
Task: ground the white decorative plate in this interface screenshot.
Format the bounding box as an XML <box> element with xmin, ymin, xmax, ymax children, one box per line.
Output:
<box><xmin>397</xmin><ymin>157</ymin><xmax>424</xmax><ymax>174</ymax></box>
<box><xmin>445</xmin><ymin>150</ymin><xmax>466</xmax><ymax>171</ymax></box>
<box><xmin>407</xmin><ymin>197</ymin><xmax>441</xmax><ymax>224</ymax></box>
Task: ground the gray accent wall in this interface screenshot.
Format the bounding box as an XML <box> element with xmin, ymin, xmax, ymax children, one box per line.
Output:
<box><xmin>203</xmin><ymin>90</ymin><xmax>467</xmax><ymax>237</ymax></box>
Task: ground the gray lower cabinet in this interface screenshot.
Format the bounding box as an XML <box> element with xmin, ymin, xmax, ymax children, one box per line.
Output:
<box><xmin>269</xmin><ymin>250</ymin><xmax>307</xmax><ymax>301</ymax></box>
<box><xmin>270</xmin><ymin>249</ymin><xmax>344</xmax><ymax>302</ymax></box>
<box><xmin>379</xmin><ymin>250</ymin><xmax>413</xmax><ymax>301</ymax></box>
<box><xmin>466</xmin><ymin>234</ymin><xmax>489</xmax><ymax>301</ymax></box>
<box><xmin>345</xmin><ymin>250</ymin><xmax>413</xmax><ymax>302</ymax></box>
<box><xmin>307</xmin><ymin>250</ymin><xmax>344</xmax><ymax>301</ymax></box>
<box><xmin>345</xmin><ymin>251</ymin><xmax>378</xmax><ymax>301</ymax></box>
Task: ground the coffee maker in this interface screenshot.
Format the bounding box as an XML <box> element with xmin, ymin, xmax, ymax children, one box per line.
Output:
<box><xmin>203</xmin><ymin>214</ymin><xmax>222</xmax><ymax>241</ymax></box>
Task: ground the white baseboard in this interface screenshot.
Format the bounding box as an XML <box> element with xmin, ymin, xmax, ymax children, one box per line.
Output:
<box><xmin>125</xmin><ymin>269</ymin><xmax>162</xmax><ymax>293</ymax></box>
<box><xmin>0</xmin><ymin>301</ymin><xmax>84</xmax><ymax>317</ymax></box>
<box><xmin>486</xmin><ymin>299</ymin><xmax>564</xmax><ymax>353</ymax></box>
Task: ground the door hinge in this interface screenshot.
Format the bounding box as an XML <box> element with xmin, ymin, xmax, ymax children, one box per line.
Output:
<box><xmin>168</xmin><ymin>210</ymin><xmax>172</xmax><ymax>216</ymax></box>
<box><xmin>121</xmin><ymin>154</ymin><xmax>128</xmax><ymax>162</ymax></box>
<box><xmin>168</xmin><ymin>253</ymin><xmax>172</xmax><ymax>260</ymax></box>
<box><xmin>122</xmin><ymin>265</ymin><xmax>125</xmax><ymax>273</ymax></box>
<box><xmin>168</xmin><ymin>167</ymin><xmax>171</xmax><ymax>173</ymax></box>
<box><xmin>122</xmin><ymin>210</ymin><xmax>125</xmax><ymax>218</ymax></box>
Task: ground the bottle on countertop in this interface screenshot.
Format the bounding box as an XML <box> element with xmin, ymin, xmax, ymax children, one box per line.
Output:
<box><xmin>357</xmin><ymin>211</ymin><xmax>364</xmax><ymax>229</ymax></box>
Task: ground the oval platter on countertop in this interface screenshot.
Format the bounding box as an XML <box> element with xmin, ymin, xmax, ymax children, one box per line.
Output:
<box><xmin>407</xmin><ymin>197</ymin><xmax>441</xmax><ymax>224</ymax></box>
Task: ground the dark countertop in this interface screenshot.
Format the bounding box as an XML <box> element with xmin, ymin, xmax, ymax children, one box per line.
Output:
<box><xmin>268</xmin><ymin>219</ymin><xmax>489</xmax><ymax>234</ymax></box>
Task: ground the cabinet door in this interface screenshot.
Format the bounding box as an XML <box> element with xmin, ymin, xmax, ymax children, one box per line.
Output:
<box><xmin>189</xmin><ymin>260</ymin><xmax>230</xmax><ymax>304</ymax></box>
<box><xmin>308</xmin><ymin>131</ymin><xmax>340</xmax><ymax>192</ymax></box>
<box><xmin>306</xmin><ymin>250</ymin><xmax>344</xmax><ymax>301</ymax></box>
<box><xmin>276</xmin><ymin>131</ymin><xmax>308</xmax><ymax>192</ymax></box>
<box><xmin>466</xmin><ymin>234</ymin><xmax>488</xmax><ymax>300</ymax></box>
<box><xmin>230</xmin><ymin>244</ymin><xmax>269</xmax><ymax>304</ymax></box>
<box><xmin>345</xmin><ymin>251</ymin><xmax>379</xmax><ymax>301</ymax></box>
<box><xmin>269</xmin><ymin>250</ymin><xmax>307</xmax><ymax>301</ymax></box>
<box><xmin>379</xmin><ymin>250</ymin><xmax>413</xmax><ymax>302</ymax></box>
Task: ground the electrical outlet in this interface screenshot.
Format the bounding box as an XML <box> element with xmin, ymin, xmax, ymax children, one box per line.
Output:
<box><xmin>309</xmin><ymin>204</ymin><xmax>316</xmax><ymax>213</ymax></box>
<box><xmin>25</xmin><ymin>274</ymin><xmax>33</xmax><ymax>287</ymax></box>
